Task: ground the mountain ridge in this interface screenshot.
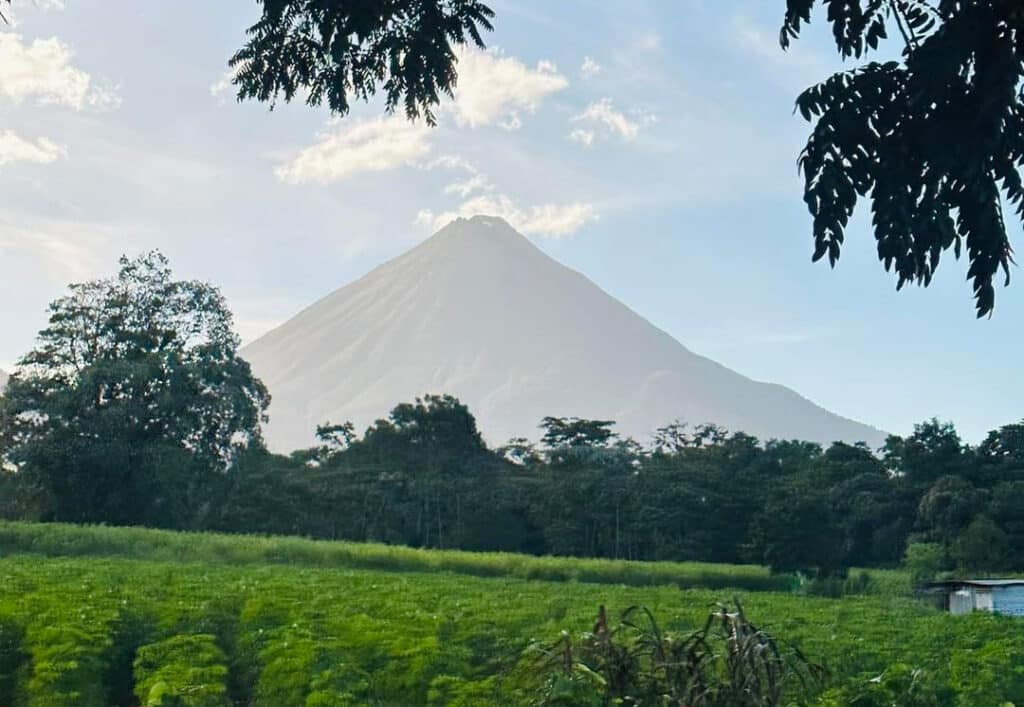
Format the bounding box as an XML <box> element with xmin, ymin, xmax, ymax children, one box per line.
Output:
<box><xmin>243</xmin><ymin>215</ymin><xmax>886</xmax><ymax>451</ymax></box>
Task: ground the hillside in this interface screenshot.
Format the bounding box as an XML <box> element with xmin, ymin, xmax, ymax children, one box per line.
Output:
<box><xmin>243</xmin><ymin>216</ymin><xmax>886</xmax><ymax>451</ymax></box>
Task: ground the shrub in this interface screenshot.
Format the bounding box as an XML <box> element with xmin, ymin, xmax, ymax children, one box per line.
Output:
<box><xmin>133</xmin><ymin>634</ymin><xmax>230</xmax><ymax>707</ymax></box>
<box><xmin>530</xmin><ymin>602</ymin><xmax>825</xmax><ymax>706</ymax></box>
<box><xmin>951</xmin><ymin>517</ymin><xmax>1010</xmax><ymax>574</ymax></box>
<box><xmin>903</xmin><ymin>543</ymin><xmax>946</xmax><ymax>588</ymax></box>
<box><xmin>0</xmin><ymin>613</ymin><xmax>26</xmax><ymax>706</ymax></box>
<box><xmin>22</xmin><ymin>604</ymin><xmax>118</xmax><ymax>707</ymax></box>
<box><xmin>816</xmin><ymin>663</ymin><xmax>950</xmax><ymax>706</ymax></box>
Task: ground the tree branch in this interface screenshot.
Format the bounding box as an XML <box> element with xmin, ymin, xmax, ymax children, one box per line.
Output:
<box><xmin>889</xmin><ymin>0</ymin><xmax>917</xmax><ymax>51</ymax></box>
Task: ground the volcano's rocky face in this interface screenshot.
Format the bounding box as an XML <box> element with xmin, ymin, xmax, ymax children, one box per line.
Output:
<box><xmin>243</xmin><ymin>215</ymin><xmax>885</xmax><ymax>452</ymax></box>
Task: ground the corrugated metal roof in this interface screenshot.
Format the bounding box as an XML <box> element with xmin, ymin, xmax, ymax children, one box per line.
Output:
<box><xmin>930</xmin><ymin>579</ymin><xmax>1024</xmax><ymax>588</ymax></box>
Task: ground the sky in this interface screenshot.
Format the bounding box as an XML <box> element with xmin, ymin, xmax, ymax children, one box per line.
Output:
<box><xmin>0</xmin><ymin>0</ymin><xmax>1021</xmax><ymax>443</ymax></box>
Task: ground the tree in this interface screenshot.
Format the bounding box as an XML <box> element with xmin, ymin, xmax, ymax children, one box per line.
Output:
<box><xmin>782</xmin><ymin>0</ymin><xmax>1024</xmax><ymax>316</ymax></box>
<box><xmin>916</xmin><ymin>475</ymin><xmax>985</xmax><ymax>544</ymax></box>
<box><xmin>230</xmin><ymin>0</ymin><xmax>494</xmax><ymax>125</ymax></box>
<box><xmin>987</xmin><ymin>480</ymin><xmax>1024</xmax><ymax>566</ymax></box>
<box><xmin>951</xmin><ymin>515</ymin><xmax>1010</xmax><ymax>572</ymax></box>
<box><xmin>540</xmin><ymin>416</ymin><xmax>617</xmax><ymax>449</ymax></box>
<box><xmin>883</xmin><ymin>419</ymin><xmax>967</xmax><ymax>487</ymax></box>
<box><xmin>0</xmin><ymin>252</ymin><xmax>269</xmax><ymax>525</ymax></box>
<box><xmin>652</xmin><ymin>421</ymin><xmax>730</xmax><ymax>454</ymax></box>
<box><xmin>903</xmin><ymin>541</ymin><xmax>947</xmax><ymax>586</ymax></box>
<box><xmin>353</xmin><ymin>394</ymin><xmax>490</xmax><ymax>548</ymax></box>
<box><xmin>752</xmin><ymin>484</ymin><xmax>847</xmax><ymax>576</ymax></box>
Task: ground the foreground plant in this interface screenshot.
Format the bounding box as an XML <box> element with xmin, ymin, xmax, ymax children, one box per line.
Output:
<box><xmin>531</xmin><ymin>600</ymin><xmax>825</xmax><ymax>706</ymax></box>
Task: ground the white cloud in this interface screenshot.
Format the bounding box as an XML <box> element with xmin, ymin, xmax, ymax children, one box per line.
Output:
<box><xmin>84</xmin><ymin>78</ymin><xmax>121</xmax><ymax>111</ymax></box>
<box><xmin>580</xmin><ymin>56</ymin><xmax>601</xmax><ymax>79</ymax></box>
<box><xmin>2</xmin><ymin>0</ymin><xmax>66</xmax><ymax>26</ymax></box>
<box><xmin>209</xmin><ymin>64</ymin><xmax>243</xmax><ymax>99</ymax></box>
<box><xmin>416</xmin><ymin>194</ymin><xmax>595</xmax><ymax>239</ymax></box>
<box><xmin>209</xmin><ymin>66</ymin><xmax>239</xmax><ymax>98</ymax></box>
<box><xmin>275</xmin><ymin>115</ymin><xmax>432</xmax><ymax>184</ymax></box>
<box><xmin>0</xmin><ymin>33</ymin><xmax>117</xmax><ymax>110</ymax></box>
<box><xmin>10</xmin><ymin>0</ymin><xmax>66</xmax><ymax>10</ymax></box>
<box><xmin>0</xmin><ymin>130</ymin><xmax>65</xmax><ymax>167</ymax></box>
<box><xmin>568</xmin><ymin>128</ymin><xmax>595</xmax><ymax>147</ymax></box>
<box><xmin>423</xmin><ymin>155</ymin><xmax>494</xmax><ymax>198</ymax></box>
<box><xmin>449</xmin><ymin>46</ymin><xmax>568</xmax><ymax>129</ymax></box>
<box><xmin>444</xmin><ymin>173</ymin><xmax>492</xmax><ymax>198</ymax></box>
<box><xmin>423</xmin><ymin>154</ymin><xmax>476</xmax><ymax>172</ymax></box>
<box><xmin>570</xmin><ymin>98</ymin><xmax>656</xmax><ymax>143</ymax></box>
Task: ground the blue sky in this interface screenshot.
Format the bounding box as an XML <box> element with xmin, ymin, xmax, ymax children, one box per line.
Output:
<box><xmin>0</xmin><ymin>0</ymin><xmax>1020</xmax><ymax>442</ymax></box>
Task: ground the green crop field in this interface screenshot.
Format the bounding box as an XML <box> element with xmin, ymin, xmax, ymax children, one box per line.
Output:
<box><xmin>0</xmin><ymin>522</ymin><xmax>1022</xmax><ymax>706</ymax></box>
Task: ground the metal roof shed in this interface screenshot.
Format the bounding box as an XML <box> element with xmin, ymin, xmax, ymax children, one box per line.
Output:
<box><xmin>928</xmin><ymin>579</ymin><xmax>1024</xmax><ymax>616</ymax></box>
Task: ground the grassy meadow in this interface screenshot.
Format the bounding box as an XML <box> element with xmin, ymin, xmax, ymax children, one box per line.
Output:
<box><xmin>0</xmin><ymin>522</ymin><xmax>1021</xmax><ymax>705</ymax></box>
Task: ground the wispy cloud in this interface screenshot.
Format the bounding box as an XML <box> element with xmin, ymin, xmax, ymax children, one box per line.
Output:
<box><xmin>568</xmin><ymin>128</ymin><xmax>595</xmax><ymax>147</ymax></box>
<box><xmin>570</xmin><ymin>98</ymin><xmax>656</xmax><ymax>143</ymax></box>
<box><xmin>209</xmin><ymin>66</ymin><xmax>239</xmax><ymax>98</ymax></box>
<box><xmin>0</xmin><ymin>33</ymin><xmax>119</xmax><ymax>110</ymax></box>
<box><xmin>580</xmin><ymin>56</ymin><xmax>601</xmax><ymax>79</ymax></box>
<box><xmin>275</xmin><ymin>115</ymin><xmax>433</xmax><ymax>184</ymax></box>
<box><xmin>444</xmin><ymin>173</ymin><xmax>492</xmax><ymax>198</ymax></box>
<box><xmin>0</xmin><ymin>130</ymin><xmax>65</xmax><ymax>167</ymax></box>
<box><xmin>2</xmin><ymin>0</ymin><xmax>67</xmax><ymax>26</ymax></box>
<box><xmin>416</xmin><ymin>194</ymin><xmax>595</xmax><ymax>239</ymax></box>
<box><xmin>448</xmin><ymin>46</ymin><xmax>568</xmax><ymax>129</ymax></box>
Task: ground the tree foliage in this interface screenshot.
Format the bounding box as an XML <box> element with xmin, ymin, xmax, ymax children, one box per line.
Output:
<box><xmin>230</xmin><ymin>0</ymin><xmax>495</xmax><ymax>124</ymax></box>
<box><xmin>781</xmin><ymin>0</ymin><xmax>1024</xmax><ymax>315</ymax></box>
<box><xmin>205</xmin><ymin>400</ymin><xmax>1024</xmax><ymax>578</ymax></box>
<box><xmin>0</xmin><ymin>252</ymin><xmax>268</xmax><ymax>526</ymax></box>
<box><xmin>541</xmin><ymin>416</ymin><xmax>618</xmax><ymax>449</ymax></box>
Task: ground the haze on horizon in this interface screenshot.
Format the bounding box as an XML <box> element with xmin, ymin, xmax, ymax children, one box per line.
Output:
<box><xmin>1</xmin><ymin>0</ymin><xmax>1022</xmax><ymax>443</ymax></box>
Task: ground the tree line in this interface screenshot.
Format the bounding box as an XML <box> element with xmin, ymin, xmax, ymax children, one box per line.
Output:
<box><xmin>1</xmin><ymin>252</ymin><xmax>1021</xmax><ymax>580</ymax></box>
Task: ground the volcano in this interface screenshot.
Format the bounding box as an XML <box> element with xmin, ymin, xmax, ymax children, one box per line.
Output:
<box><xmin>242</xmin><ymin>216</ymin><xmax>885</xmax><ymax>451</ymax></box>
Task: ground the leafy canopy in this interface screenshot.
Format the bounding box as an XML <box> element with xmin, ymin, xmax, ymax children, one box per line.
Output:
<box><xmin>540</xmin><ymin>416</ymin><xmax>618</xmax><ymax>449</ymax></box>
<box><xmin>782</xmin><ymin>0</ymin><xmax>1024</xmax><ymax>316</ymax></box>
<box><xmin>230</xmin><ymin>0</ymin><xmax>495</xmax><ymax>125</ymax></box>
<box><xmin>0</xmin><ymin>252</ymin><xmax>269</xmax><ymax>525</ymax></box>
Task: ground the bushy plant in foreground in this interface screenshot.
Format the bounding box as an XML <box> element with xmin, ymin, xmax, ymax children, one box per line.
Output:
<box><xmin>133</xmin><ymin>634</ymin><xmax>230</xmax><ymax>707</ymax></box>
<box><xmin>0</xmin><ymin>613</ymin><xmax>26</xmax><ymax>706</ymax></box>
<box><xmin>21</xmin><ymin>603</ymin><xmax>118</xmax><ymax>707</ymax></box>
<box><xmin>531</xmin><ymin>601</ymin><xmax>825</xmax><ymax>706</ymax></box>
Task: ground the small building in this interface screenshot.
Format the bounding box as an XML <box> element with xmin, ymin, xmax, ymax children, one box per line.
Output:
<box><xmin>929</xmin><ymin>579</ymin><xmax>1024</xmax><ymax>616</ymax></box>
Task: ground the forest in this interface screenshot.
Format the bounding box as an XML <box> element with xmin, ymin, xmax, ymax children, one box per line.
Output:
<box><xmin>1</xmin><ymin>254</ymin><xmax>1022</xmax><ymax>585</ymax></box>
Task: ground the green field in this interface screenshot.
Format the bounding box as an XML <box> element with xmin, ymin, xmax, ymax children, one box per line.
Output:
<box><xmin>0</xmin><ymin>522</ymin><xmax>1022</xmax><ymax>705</ymax></box>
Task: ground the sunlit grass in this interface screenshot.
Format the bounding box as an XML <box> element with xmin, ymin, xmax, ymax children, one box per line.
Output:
<box><xmin>0</xmin><ymin>520</ymin><xmax>793</xmax><ymax>592</ymax></box>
